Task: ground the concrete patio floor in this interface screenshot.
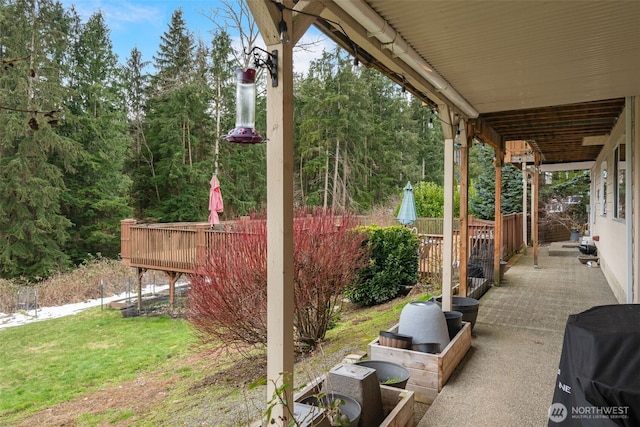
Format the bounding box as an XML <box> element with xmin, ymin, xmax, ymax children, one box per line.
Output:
<box><xmin>416</xmin><ymin>243</ymin><xmax>618</xmax><ymax>426</ymax></box>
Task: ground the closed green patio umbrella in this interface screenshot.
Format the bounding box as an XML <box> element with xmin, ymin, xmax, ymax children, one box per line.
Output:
<box><xmin>397</xmin><ymin>181</ymin><xmax>417</xmax><ymax>226</ymax></box>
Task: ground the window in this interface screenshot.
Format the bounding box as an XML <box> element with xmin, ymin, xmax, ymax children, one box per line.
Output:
<box><xmin>614</xmin><ymin>144</ymin><xmax>626</xmax><ymax>219</ymax></box>
<box><xmin>600</xmin><ymin>161</ymin><xmax>607</xmax><ymax>216</ymax></box>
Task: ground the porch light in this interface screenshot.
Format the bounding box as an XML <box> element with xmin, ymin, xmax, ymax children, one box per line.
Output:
<box><xmin>279</xmin><ymin>19</ymin><xmax>289</xmax><ymax>43</ymax></box>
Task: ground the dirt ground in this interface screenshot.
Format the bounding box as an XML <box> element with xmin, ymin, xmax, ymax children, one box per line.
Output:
<box><xmin>15</xmin><ymin>349</ymin><xmax>268</xmax><ymax>427</ymax></box>
<box><xmin>16</xmin><ymin>371</ymin><xmax>178</xmax><ymax>426</ymax></box>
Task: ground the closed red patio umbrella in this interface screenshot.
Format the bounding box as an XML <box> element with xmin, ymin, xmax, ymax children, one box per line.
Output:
<box><xmin>208</xmin><ymin>175</ymin><xmax>224</xmax><ymax>226</ymax></box>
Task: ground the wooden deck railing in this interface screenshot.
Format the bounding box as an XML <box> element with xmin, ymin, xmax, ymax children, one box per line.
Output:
<box><xmin>501</xmin><ymin>213</ymin><xmax>524</xmax><ymax>259</ymax></box>
<box><xmin>121</xmin><ymin>213</ymin><xmax>524</xmax><ymax>281</ymax></box>
<box><xmin>122</xmin><ymin>220</ymin><xmax>252</xmax><ymax>273</ymax></box>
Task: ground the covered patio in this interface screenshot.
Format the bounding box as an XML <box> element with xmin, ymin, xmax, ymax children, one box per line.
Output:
<box><xmin>245</xmin><ymin>0</ymin><xmax>639</xmax><ymax>424</ymax></box>
<box><xmin>419</xmin><ymin>244</ymin><xmax>618</xmax><ymax>425</ymax></box>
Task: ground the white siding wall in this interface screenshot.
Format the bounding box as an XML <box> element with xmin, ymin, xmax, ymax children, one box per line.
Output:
<box><xmin>634</xmin><ymin>97</ymin><xmax>640</xmax><ymax>304</ymax></box>
<box><xmin>591</xmin><ymin>105</ymin><xmax>628</xmax><ymax>302</ymax></box>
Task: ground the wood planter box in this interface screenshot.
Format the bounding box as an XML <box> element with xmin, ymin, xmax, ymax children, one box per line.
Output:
<box><xmin>368</xmin><ymin>321</ymin><xmax>472</xmax><ymax>403</ymax></box>
<box><xmin>294</xmin><ymin>376</ymin><xmax>415</xmax><ymax>427</ymax></box>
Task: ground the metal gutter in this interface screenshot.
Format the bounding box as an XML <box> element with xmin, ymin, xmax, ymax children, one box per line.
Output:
<box><xmin>334</xmin><ymin>0</ymin><xmax>479</xmax><ymax>118</ymax></box>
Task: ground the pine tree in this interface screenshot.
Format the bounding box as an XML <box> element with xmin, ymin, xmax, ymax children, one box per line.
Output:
<box><xmin>60</xmin><ymin>10</ymin><xmax>133</xmax><ymax>262</ymax></box>
<box><xmin>469</xmin><ymin>145</ymin><xmax>523</xmax><ymax>219</ymax></box>
<box><xmin>122</xmin><ymin>47</ymin><xmax>154</xmax><ymax>218</ymax></box>
<box><xmin>142</xmin><ymin>8</ymin><xmax>214</xmax><ymax>222</ymax></box>
<box><xmin>410</xmin><ymin>98</ymin><xmax>444</xmax><ymax>185</ymax></box>
<box><xmin>208</xmin><ymin>29</ymin><xmax>235</xmax><ymax>176</ymax></box>
<box><xmin>295</xmin><ymin>47</ymin><xmax>439</xmax><ymax>213</ymax></box>
<box><xmin>501</xmin><ymin>163</ymin><xmax>524</xmax><ymax>215</ymax></box>
<box><xmin>152</xmin><ymin>7</ymin><xmax>193</xmax><ymax>91</ymax></box>
<box><xmin>0</xmin><ymin>0</ymin><xmax>82</xmax><ymax>279</ymax></box>
<box><xmin>122</xmin><ymin>47</ymin><xmax>150</xmax><ymax>156</ymax></box>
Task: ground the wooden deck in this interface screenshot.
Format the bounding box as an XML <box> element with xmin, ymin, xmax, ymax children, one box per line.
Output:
<box><xmin>121</xmin><ymin>219</ymin><xmax>235</xmax><ymax>273</ymax></box>
<box><xmin>120</xmin><ymin>214</ymin><xmax>522</xmax><ymax>308</ymax></box>
<box><xmin>121</xmin><ymin>219</ymin><xmax>463</xmax><ymax>278</ymax></box>
<box><xmin>120</xmin><ymin>219</ymin><xmax>251</xmax><ymax>308</ymax></box>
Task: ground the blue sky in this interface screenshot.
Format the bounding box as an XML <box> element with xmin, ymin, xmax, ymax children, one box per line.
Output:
<box><xmin>61</xmin><ymin>0</ymin><xmax>332</xmax><ymax>74</ymax></box>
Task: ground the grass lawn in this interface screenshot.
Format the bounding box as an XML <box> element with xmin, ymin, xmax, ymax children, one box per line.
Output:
<box><xmin>0</xmin><ymin>290</ymin><xmax>434</xmax><ymax>426</ymax></box>
<box><xmin>0</xmin><ymin>308</ymin><xmax>195</xmax><ymax>424</ymax></box>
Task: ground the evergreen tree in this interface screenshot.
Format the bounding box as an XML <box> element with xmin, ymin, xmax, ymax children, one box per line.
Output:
<box><xmin>295</xmin><ymin>47</ymin><xmax>446</xmax><ymax>213</ymax></box>
<box><xmin>350</xmin><ymin>70</ymin><xmax>443</xmax><ymax>211</ymax></box>
<box><xmin>296</xmin><ymin>49</ymin><xmax>339</xmax><ymax>208</ymax></box>
<box><xmin>0</xmin><ymin>0</ymin><xmax>82</xmax><ymax>279</ymax></box>
<box><xmin>501</xmin><ymin>163</ymin><xmax>524</xmax><ymax>215</ymax></box>
<box><xmin>122</xmin><ymin>47</ymin><xmax>153</xmax><ymax>218</ymax></box>
<box><xmin>152</xmin><ymin>7</ymin><xmax>193</xmax><ymax>90</ymax></box>
<box><xmin>60</xmin><ymin>11</ymin><xmax>133</xmax><ymax>262</ymax></box>
<box><xmin>297</xmin><ymin>48</ymin><xmax>370</xmax><ymax>211</ymax></box>
<box><xmin>410</xmin><ymin>99</ymin><xmax>444</xmax><ymax>185</ymax></box>
<box><xmin>357</xmin><ymin>66</ymin><xmax>418</xmax><ymax>210</ymax></box>
<box><xmin>469</xmin><ymin>145</ymin><xmax>523</xmax><ymax>219</ymax></box>
<box><xmin>207</xmin><ymin>29</ymin><xmax>235</xmax><ymax>175</ymax></box>
<box><xmin>143</xmin><ymin>8</ymin><xmax>214</xmax><ymax>222</ymax></box>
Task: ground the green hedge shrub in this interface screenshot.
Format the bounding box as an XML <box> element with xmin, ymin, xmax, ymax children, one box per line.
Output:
<box><xmin>345</xmin><ymin>225</ymin><xmax>419</xmax><ymax>306</ymax></box>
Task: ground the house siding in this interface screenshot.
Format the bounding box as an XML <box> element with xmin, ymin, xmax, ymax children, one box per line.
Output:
<box><xmin>591</xmin><ymin>97</ymin><xmax>639</xmax><ymax>303</ymax></box>
<box><xmin>634</xmin><ymin>97</ymin><xmax>640</xmax><ymax>304</ymax></box>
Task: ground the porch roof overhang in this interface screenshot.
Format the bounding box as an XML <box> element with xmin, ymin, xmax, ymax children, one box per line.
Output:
<box><xmin>245</xmin><ymin>1</ymin><xmax>640</xmax><ymax>418</ymax></box>
<box><xmin>311</xmin><ymin>0</ymin><xmax>640</xmax><ymax>165</ymax></box>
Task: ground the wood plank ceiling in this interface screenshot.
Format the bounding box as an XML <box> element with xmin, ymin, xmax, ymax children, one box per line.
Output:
<box><xmin>314</xmin><ymin>0</ymin><xmax>640</xmax><ymax>165</ymax></box>
<box><xmin>481</xmin><ymin>98</ymin><xmax>626</xmax><ymax>163</ymax></box>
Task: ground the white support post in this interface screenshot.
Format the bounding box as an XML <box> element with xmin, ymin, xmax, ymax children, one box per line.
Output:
<box><xmin>634</xmin><ymin>97</ymin><xmax>640</xmax><ymax>304</ymax></box>
<box><xmin>443</xmin><ymin>140</ymin><xmax>454</xmax><ymax>312</ymax></box>
<box><xmin>265</xmin><ymin>17</ymin><xmax>295</xmax><ymax>426</ymax></box>
<box><xmin>533</xmin><ymin>153</ymin><xmax>540</xmax><ymax>268</ymax></box>
<box><xmin>247</xmin><ymin>1</ymin><xmax>328</xmax><ymax>421</ymax></box>
<box><xmin>439</xmin><ymin>104</ymin><xmax>455</xmax><ymax>312</ymax></box>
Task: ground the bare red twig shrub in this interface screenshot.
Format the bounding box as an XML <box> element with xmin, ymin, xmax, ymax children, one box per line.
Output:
<box><xmin>292</xmin><ymin>210</ymin><xmax>369</xmax><ymax>349</ymax></box>
<box><xmin>188</xmin><ymin>219</ymin><xmax>268</xmax><ymax>347</ymax></box>
<box><xmin>187</xmin><ymin>209</ymin><xmax>369</xmax><ymax>352</ymax></box>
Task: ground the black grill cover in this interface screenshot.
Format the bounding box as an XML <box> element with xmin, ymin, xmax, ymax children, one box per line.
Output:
<box><xmin>549</xmin><ymin>305</ymin><xmax>640</xmax><ymax>426</ymax></box>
